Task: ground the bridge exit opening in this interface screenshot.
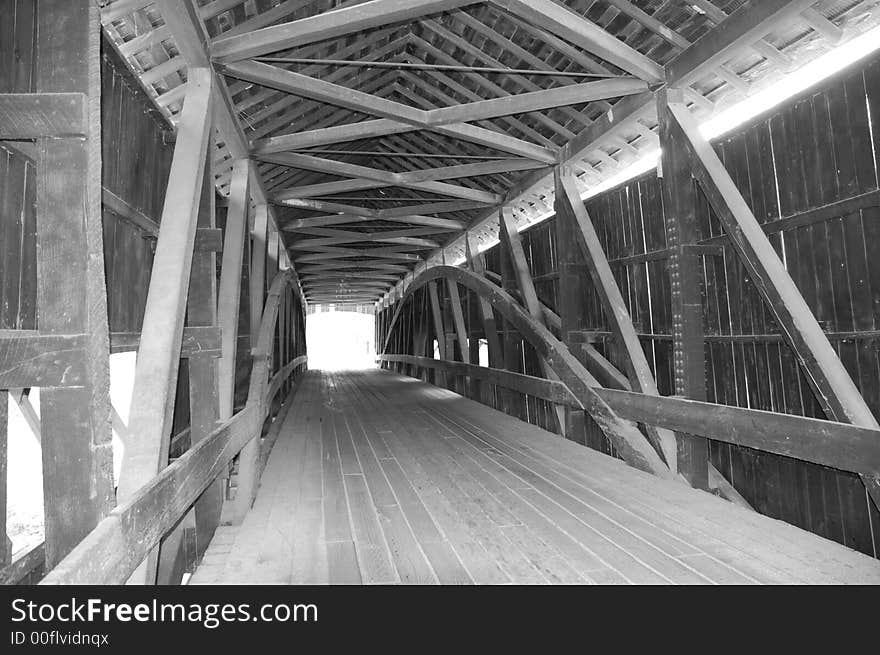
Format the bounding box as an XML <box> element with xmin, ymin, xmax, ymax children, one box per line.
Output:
<box><xmin>306</xmin><ymin>305</ymin><xmax>376</xmax><ymax>371</ymax></box>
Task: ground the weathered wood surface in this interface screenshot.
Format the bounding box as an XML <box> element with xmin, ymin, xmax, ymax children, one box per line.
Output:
<box><xmin>34</xmin><ymin>0</ymin><xmax>116</xmax><ymax>568</ymax></box>
<box><xmin>40</xmin><ymin>405</ymin><xmax>259</xmax><ymax>585</ymax></box>
<box><xmin>557</xmin><ymin>168</ymin><xmax>679</xmax><ymax>470</ymax></box>
<box><xmin>0</xmin><ymin>543</ymin><xmax>45</xmax><ymax>585</ymax></box>
<box><xmin>0</xmin><ymin>332</ymin><xmax>87</xmax><ymax>387</ymax></box>
<box><xmin>234</xmin><ymin>270</ymin><xmax>295</xmax><ymax>521</ymax></box>
<box><xmin>0</xmin><ymin>93</ymin><xmax>86</xmax><ymax>138</ymax></box>
<box><xmin>41</xmin><ymin>269</ymin><xmax>305</xmax><ymax>585</ymax></box>
<box><xmin>380</xmin><ymin>353</ymin><xmax>880</xmax><ymax>481</ymax></box>
<box><xmin>382</xmin><ymin>265</ymin><xmax>671</xmax><ymax>478</ymax></box>
<box><xmin>109</xmin><ymin>327</ymin><xmax>221</xmax><ymax>357</ymax></box>
<box><xmin>441</xmin><ymin>54</ymin><xmax>880</xmax><ymax>558</ymax></box>
<box><xmin>191</xmin><ymin>370</ymin><xmax>880</xmax><ymax>585</ymax></box>
<box><xmin>667</xmin><ymin>100</ymin><xmax>878</xmax><ymax>432</ymax></box>
<box><xmin>378</xmin><ymin>354</ymin><xmax>574</xmax><ymax>405</ymax></box>
<box><xmin>116</xmin><ymin>69</ymin><xmax>214</xmax><ymax>516</ymax></box>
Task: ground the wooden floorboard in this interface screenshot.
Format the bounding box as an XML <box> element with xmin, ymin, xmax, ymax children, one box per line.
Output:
<box><xmin>191</xmin><ymin>369</ymin><xmax>880</xmax><ymax>585</ymax></box>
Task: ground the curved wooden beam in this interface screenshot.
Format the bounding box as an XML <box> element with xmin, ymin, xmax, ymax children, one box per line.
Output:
<box><xmin>381</xmin><ymin>266</ymin><xmax>672</xmax><ymax>478</ymax></box>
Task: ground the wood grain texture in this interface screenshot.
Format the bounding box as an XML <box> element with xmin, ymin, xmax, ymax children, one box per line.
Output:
<box><xmin>190</xmin><ymin>370</ymin><xmax>880</xmax><ymax>585</ymax></box>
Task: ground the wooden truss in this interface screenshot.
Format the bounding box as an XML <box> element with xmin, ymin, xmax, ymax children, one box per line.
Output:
<box><xmin>94</xmin><ymin>0</ymin><xmax>871</xmax><ymax>305</ymax></box>
<box><xmin>1</xmin><ymin>0</ymin><xmax>876</xmax><ymax>583</ymax></box>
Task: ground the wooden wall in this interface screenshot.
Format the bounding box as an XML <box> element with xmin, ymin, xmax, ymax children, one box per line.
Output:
<box><xmin>430</xmin><ymin>54</ymin><xmax>880</xmax><ymax>558</ymax></box>
<box><xmin>0</xmin><ymin>0</ymin><xmax>38</xmax><ymax>330</ymax></box>
<box><xmin>101</xmin><ymin>37</ymin><xmax>172</xmax><ymax>333</ymax></box>
<box><xmin>1</xmin><ymin>4</ymin><xmax>170</xmax><ymax>334</ymax></box>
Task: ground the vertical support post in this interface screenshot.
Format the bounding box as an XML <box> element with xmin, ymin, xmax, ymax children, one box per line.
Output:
<box><xmin>218</xmin><ymin>159</ymin><xmax>250</xmax><ymax>421</ymax></box>
<box><xmin>34</xmin><ymin>0</ymin><xmax>115</xmax><ymax>568</ymax></box>
<box><xmin>117</xmin><ymin>69</ymin><xmax>213</xmax><ymax>583</ymax></box>
<box><xmin>553</xmin><ymin>172</ymin><xmax>590</xmax><ymax>445</ymax></box>
<box><xmin>498</xmin><ymin>208</ymin><xmax>566</xmax><ymax>435</ymax></box>
<box><xmin>234</xmin><ymin>201</ymin><xmax>269</xmax><ymax>522</ymax></box>
<box><xmin>186</xmin><ymin>132</ymin><xmax>223</xmax><ymax>559</ymax></box>
<box><xmin>427</xmin><ymin>280</ymin><xmax>447</xmax><ymax>386</ymax></box>
<box><xmin>556</xmin><ymin>168</ymin><xmax>678</xmax><ymax>471</ymax></box>
<box><xmin>658</xmin><ymin>88</ymin><xmax>709</xmax><ymax>489</ymax></box>
<box><xmin>664</xmin><ymin>94</ymin><xmax>880</xmax><ymax>506</ymax></box>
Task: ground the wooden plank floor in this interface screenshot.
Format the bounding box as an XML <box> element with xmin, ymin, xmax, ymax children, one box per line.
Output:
<box><xmin>190</xmin><ymin>369</ymin><xmax>880</xmax><ymax>585</ymax></box>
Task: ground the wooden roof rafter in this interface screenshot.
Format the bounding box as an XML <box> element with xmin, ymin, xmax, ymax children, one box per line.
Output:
<box><xmin>95</xmin><ymin>0</ymin><xmax>880</xmax><ymax>304</ymax></box>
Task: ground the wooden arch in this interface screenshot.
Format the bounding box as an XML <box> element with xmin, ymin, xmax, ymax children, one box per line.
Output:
<box><xmin>380</xmin><ymin>265</ymin><xmax>673</xmax><ymax>479</ymax></box>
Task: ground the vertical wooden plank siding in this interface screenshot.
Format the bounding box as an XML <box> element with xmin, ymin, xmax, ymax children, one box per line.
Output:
<box><xmin>444</xmin><ymin>54</ymin><xmax>880</xmax><ymax>558</ymax></box>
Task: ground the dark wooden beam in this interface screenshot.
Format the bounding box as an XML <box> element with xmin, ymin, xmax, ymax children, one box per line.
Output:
<box><xmin>658</xmin><ymin>91</ymin><xmax>710</xmax><ymax>489</ymax></box>
<box><xmin>0</xmin><ymin>93</ymin><xmax>86</xmax><ymax>138</ymax></box>
<box><xmin>379</xmin><ymin>354</ymin><xmax>574</xmax><ymax>404</ymax></box>
<box><xmin>465</xmin><ymin>235</ymin><xmax>502</xmax><ymax>368</ymax></box>
<box><xmin>597</xmin><ymin>390</ymin><xmax>880</xmax><ymax>480</ymax></box>
<box><xmin>499</xmin><ymin>207</ymin><xmax>566</xmax><ymax>434</ymax></box>
<box><xmin>34</xmin><ymin>0</ymin><xmax>116</xmax><ymax>568</ymax></box>
<box><xmin>0</xmin><ymin>332</ymin><xmax>87</xmax><ymax>387</ymax></box>
<box><xmin>40</xmin><ymin>405</ymin><xmax>260</xmax><ymax>584</ymax></box>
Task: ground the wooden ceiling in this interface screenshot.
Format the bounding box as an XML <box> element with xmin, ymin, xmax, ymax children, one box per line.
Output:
<box><xmin>99</xmin><ymin>0</ymin><xmax>880</xmax><ymax>304</ymax></box>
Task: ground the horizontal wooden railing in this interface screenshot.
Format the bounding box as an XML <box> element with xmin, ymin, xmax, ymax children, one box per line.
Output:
<box><xmin>378</xmin><ymin>354</ymin><xmax>575</xmax><ymax>405</ymax></box>
<box><xmin>379</xmin><ymin>266</ymin><xmax>880</xmax><ymax>493</ymax></box>
<box><xmin>378</xmin><ymin>354</ymin><xmax>880</xmax><ymax>480</ymax></box>
<box><xmin>39</xmin><ymin>271</ymin><xmax>306</xmax><ymax>585</ymax></box>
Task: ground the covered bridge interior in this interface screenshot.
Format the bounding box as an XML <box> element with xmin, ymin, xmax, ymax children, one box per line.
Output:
<box><xmin>2</xmin><ymin>0</ymin><xmax>880</xmax><ymax>584</ymax></box>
